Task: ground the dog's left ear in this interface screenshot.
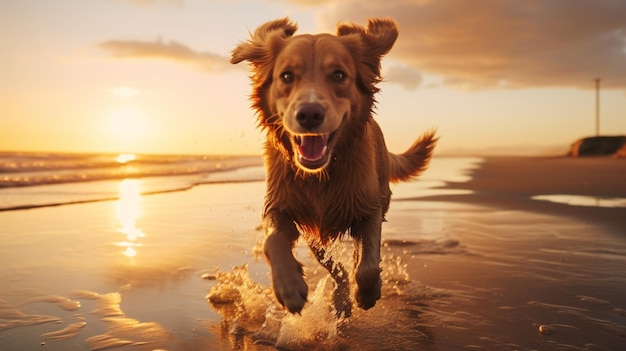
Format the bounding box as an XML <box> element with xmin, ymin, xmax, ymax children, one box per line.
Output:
<box><xmin>337</xmin><ymin>18</ymin><xmax>398</xmax><ymax>93</ymax></box>
<box><xmin>337</xmin><ymin>18</ymin><xmax>398</xmax><ymax>59</ymax></box>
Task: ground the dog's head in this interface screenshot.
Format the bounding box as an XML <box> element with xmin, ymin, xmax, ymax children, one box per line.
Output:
<box><xmin>231</xmin><ymin>18</ymin><xmax>398</xmax><ymax>173</ymax></box>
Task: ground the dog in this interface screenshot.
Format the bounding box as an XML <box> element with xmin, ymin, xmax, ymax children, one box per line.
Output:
<box><xmin>231</xmin><ymin>17</ymin><xmax>436</xmax><ymax>317</ymax></box>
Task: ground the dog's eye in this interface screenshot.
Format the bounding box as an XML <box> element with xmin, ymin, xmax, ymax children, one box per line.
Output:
<box><xmin>331</xmin><ymin>70</ymin><xmax>346</xmax><ymax>82</ymax></box>
<box><xmin>280</xmin><ymin>71</ymin><xmax>295</xmax><ymax>83</ymax></box>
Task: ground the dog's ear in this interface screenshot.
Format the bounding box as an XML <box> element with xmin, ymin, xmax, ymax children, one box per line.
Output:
<box><xmin>337</xmin><ymin>18</ymin><xmax>398</xmax><ymax>59</ymax></box>
<box><xmin>230</xmin><ymin>18</ymin><xmax>298</xmax><ymax>65</ymax></box>
<box><xmin>337</xmin><ymin>18</ymin><xmax>398</xmax><ymax>94</ymax></box>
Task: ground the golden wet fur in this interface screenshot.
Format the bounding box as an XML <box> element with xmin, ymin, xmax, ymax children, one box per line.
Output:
<box><xmin>231</xmin><ymin>17</ymin><xmax>437</xmax><ymax>317</ymax></box>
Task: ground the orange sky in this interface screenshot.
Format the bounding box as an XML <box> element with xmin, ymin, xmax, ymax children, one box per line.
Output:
<box><xmin>1</xmin><ymin>0</ymin><xmax>625</xmax><ymax>156</ymax></box>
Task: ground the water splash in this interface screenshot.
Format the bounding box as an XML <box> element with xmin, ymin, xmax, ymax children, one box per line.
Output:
<box><xmin>206</xmin><ymin>246</ymin><xmax>417</xmax><ymax>350</ymax></box>
<box><xmin>207</xmin><ymin>265</ymin><xmax>349</xmax><ymax>350</ymax></box>
<box><xmin>275</xmin><ymin>276</ymin><xmax>348</xmax><ymax>350</ymax></box>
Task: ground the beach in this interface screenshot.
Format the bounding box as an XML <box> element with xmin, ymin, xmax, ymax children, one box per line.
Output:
<box><xmin>1</xmin><ymin>156</ymin><xmax>625</xmax><ymax>350</ymax></box>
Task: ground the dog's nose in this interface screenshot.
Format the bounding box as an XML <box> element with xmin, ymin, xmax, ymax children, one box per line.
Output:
<box><xmin>295</xmin><ymin>103</ymin><xmax>325</xmax><ymax>130</ymax></box>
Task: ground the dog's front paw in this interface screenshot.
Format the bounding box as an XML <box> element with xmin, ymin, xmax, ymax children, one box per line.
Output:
<box><xmin>271</xmin><ymin>264</ymin><xmax>308</xmax><ymax>314</ymax></box>
<box><xmin>355</xmin><ymin>266</ymin><xmax>382</xmax><ymax>310</ymax></box>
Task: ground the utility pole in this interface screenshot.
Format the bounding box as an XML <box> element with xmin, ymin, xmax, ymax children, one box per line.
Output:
<box><xmin>594</xmin><ymin>78</ymin><xmax>601</xmax><ymax>136</ymax></box>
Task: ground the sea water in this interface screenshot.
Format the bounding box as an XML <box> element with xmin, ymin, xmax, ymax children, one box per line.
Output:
<box><xmin>0</xmin><ymin>151</ymin><xmax>264</xmax><ymax>211</ymax></box>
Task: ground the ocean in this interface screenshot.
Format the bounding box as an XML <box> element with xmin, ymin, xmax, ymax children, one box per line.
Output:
<box><xmin>0</xmin><ymin>152</ymin><xmax>265</xmax><ymax>211</ymax></box>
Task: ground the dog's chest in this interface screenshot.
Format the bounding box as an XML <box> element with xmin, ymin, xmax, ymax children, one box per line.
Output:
<box><xmin>287</xmin><ymin>171</ymin><xmax>382</xmax><ymax>237</ymax></box>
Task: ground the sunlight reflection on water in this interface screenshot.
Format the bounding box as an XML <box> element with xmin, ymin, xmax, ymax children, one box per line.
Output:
<box><xmin>115</xmin><ymin>179</ymin><xmax>144</xmax><ymax>258</ymax></box>
<box><xmin>532</xmin><ymin>194</ymin><xmax>626</xmax><ymax>208</ymax></box>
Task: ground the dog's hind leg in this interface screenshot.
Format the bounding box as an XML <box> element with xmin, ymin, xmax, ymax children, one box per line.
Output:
<box><xmin>263</xmin><ymin>210</ymin><xmax>309</xmax><ymax>314</ymax></box>
<box><xmin>308</xmin><ymin>242</ymin><xmax>352</xmax><ymax>318</ymax></box>
<box><xmin>352</xmin><ymin>209</ymin><xmax>383</xmax><ymax>310</ymax></box>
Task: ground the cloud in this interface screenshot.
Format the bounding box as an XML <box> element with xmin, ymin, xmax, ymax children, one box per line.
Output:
<box><xmin>315</xmin><ymin>0</ymin><xmax>626</xmax><ymax>90</ymax></box>
<box><xmin>383</xmin><ymin>64</ymin><xmax>423</xmax><ymax>89</ymax></box>
<box><xmin>99</xmin><ymin>38</ymin><xmax>235</xmax><ymax>73</ymax></box>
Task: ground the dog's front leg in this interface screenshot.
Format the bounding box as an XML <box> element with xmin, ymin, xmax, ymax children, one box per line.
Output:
<box><xmin>263</xmin><ymin>209</ymin><xmax>308</xmax><ymax>314</ymax></box>
<box><xmin>353</xmin><ymin>208</ymin><xmax>383</xmax><ymax>310</ymax></box>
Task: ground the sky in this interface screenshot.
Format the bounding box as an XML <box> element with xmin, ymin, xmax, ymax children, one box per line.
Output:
<box><xmin>1</xmin><ymin>0</ymin><xmax>625</xmax><ymax>156</ymax></box>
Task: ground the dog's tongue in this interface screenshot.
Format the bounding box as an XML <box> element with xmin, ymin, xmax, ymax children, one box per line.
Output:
<box><xmin>297</xmin><ymin>135</ymin><xmax>327</xmax><ymax>161</ymax></box>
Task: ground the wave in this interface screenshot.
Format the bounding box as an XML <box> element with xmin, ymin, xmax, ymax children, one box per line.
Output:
<box><xmin>0</xmin><ymin>152</ymin><xmax>264</xmax><ymax>211</ymax></box>
<box><xmin>0</xmin><ymin>152</ymin><xmax>263</xmax><ymax>188</ymax></box>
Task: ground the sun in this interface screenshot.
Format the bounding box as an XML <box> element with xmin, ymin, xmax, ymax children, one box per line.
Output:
<box><xmin>109</xmin><ymin>107</ymin><xmax>146</xmax><ymax>140</ymax></box>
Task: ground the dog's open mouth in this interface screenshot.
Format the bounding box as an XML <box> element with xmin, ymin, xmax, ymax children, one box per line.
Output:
<box><xmin>293</xmin><ymin>132</ymin><xmax>336</xmax><ymax>171</ymax></box>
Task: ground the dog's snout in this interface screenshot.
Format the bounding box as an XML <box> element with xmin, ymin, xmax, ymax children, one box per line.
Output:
<box><xmin>295</xmin><ymin>103</ymin><xmax>325</xmax><ymax>130</ymax></box>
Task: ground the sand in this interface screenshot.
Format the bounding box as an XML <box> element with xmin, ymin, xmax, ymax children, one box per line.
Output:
<box><xmin>1</xmin><ymin>156</ymin><xmax>625</xmax><ymax>350</ymax></box>
<box><xmin>429</xmin><ymin>156</ymin><xmax>626</xmax><ymax>232</ymax></box>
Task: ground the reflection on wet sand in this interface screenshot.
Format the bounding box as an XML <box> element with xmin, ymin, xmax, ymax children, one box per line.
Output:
<box><xmin>74</xmin><ymin>290</ymin><xmax>174</xmax><ymax>350</ymax></box>
<box><xmin>115</xmin><ymin>179</ymin><xmax>144</xmax><ymax>258</ymax></box>
<box><xmin>532</xmin><ymin>194</ymin><xmax>626</xmax><ymax>208</ymax></box>
<box><xmin>40</xmin><ymin>315</ymin><xmax>86</xmax><ymax>341</ymax></box>
<box><xmin>0</xmin><ymin>297</ymin><xmax>61</xmax><ymax>332</ymax></box>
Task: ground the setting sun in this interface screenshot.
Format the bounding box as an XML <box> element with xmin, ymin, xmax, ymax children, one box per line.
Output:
<box><xmin>109</xmin><ymin>107</ymin><xmax>147</xmax><ymax>140</ymax></box>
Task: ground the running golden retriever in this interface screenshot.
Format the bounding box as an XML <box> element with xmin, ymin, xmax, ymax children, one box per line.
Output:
<box><xmin>231</xmin><ymin>17</ymin><xmax>436</xmax><ymax>317</ymax></box>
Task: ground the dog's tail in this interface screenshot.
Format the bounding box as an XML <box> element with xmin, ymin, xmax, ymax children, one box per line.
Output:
<box><xmin>388</xmin><ymin>130</ymin><xmax>438</xmax><ymax>183</ymax></box>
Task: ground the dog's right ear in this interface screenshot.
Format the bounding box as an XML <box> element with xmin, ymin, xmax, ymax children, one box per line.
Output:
<box><xmin>230</xmin><ymin>18</ymin><xmax>298</xmax><ymax>65</ymax></box>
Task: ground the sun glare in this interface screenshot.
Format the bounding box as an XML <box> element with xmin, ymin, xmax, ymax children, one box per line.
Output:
<box><xmin>109</xmin><ymin>107</ymin><xmax>147</xmax><ymax>139</ymax></box>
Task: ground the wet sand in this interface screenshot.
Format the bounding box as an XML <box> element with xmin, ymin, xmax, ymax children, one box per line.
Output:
<box><xmin>425</xmin><ymin>156</ymin><xmax>626</xmax><ymax>232</ymax></box>
<box><xmin>1</xmin><ymin>157</ymin><xmax>625</xmax><ymax>350</ymax></box>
